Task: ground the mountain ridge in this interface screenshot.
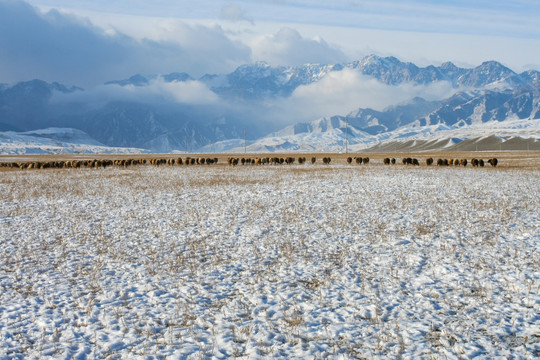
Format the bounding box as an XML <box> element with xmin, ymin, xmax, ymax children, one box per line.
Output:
<box><xmin>105</xmin><ymin>56</ymin><xmax>539</xmax><ymax>98</ymax></box>
<box><xmin>0</xmin><ymin>55</ymin><xmax>539</xmax><ymax>153</ymax></box>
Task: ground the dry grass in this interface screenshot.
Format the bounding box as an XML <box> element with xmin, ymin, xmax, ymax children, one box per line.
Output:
<box><xmin>0</xmin><ymin>163</ymin><xmax>538</xmax><ymax>359</ymax></box>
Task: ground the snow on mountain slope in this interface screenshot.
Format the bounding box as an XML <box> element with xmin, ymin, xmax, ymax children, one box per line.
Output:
<box><xmin>109</xmin><ymin>56</ymin><xmax>536</xmax><ymax>100</ymax></box>
<box><xmin>209</xmin><ymin>116</ymin><xmax>540</xmax><ymax>153</ymax></box>
<box><xmin>0</xmin><ymin>128</ymin><xmax>148</xmax><ymax>155</ymax></box>
<box><xmin>362</xmin><ymin>118</ymin><xmax>540</xmax><ymax>152</ymax></box>
<box><xmin>21</xmin><ymin>128</ymin><xmax>105</xmax><ymax>146</ymax></box>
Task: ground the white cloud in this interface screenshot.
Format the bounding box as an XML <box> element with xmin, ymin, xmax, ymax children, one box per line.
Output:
<box><xmin>251</xmin><ymin>27</ymin><xmax>347</xmax><ymax>66</ymax></box>
<box><xmin>267</xmin><ymin>68</ymin><xmax>457</xmax><ymax>125</ymax></box>
<box><xmin>152</xmin><ymin>79</ymin><xmax>221</xmax><ymax>105</ymax></box>
<box><xmin>52</xmin><ymin>78</ymin><xmax>220</xmax><ymax>106</ymax></box>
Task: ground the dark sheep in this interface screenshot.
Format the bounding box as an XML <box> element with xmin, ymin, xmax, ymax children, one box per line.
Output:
<box><xmin>426</xmin><ymin>158</ymin><xmax>434</xmax><ymax>166</ymax></box>
<box><xmin>383</xmin><ymin>158</ymin><xmax>391</xmax><ymax>165</ymax></box>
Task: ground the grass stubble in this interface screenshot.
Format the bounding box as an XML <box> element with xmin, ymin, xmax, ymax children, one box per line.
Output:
<box><xmin>0</xmin><ymin>161</ymin><xmax>538</xmax><ymax>359</ymax></box>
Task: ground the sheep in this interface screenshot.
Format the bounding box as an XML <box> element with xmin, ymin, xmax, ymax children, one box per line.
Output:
<box><xmin>488</xmin><ymin>158</ymin><xmax>498</xmax><ymax>167</ymax></box>
<box><xmin>383</xmin><ymin>158</ymin><xmax>391</xmax><ymax>165</ymax></box>
<box><xmin>347</xmin><ymin>157</ymin><xmax>353</xmax><ymax>164</ymax></box>
<box><xmin>285</xmin><ymin>157</ymin><xmax>295</xmax><ymax>165</ymax></box>
<box><xmin>402</xmin><ymin>157</ymin><xmax>415</xmax><ymax>165</ymax></box>
<box><xmin>322</xmin><ymin>157</ymin><xmax>332</xmax><ymax>164</ymax></box>
<box><xmin>311</xmin><ymin>157</ymin><xmax>316</xmax><ymax>164</ymax></box>
<box><xmin>426</xmin><ymin>158</ymin><xmax>434</xmax><ymax>166</ymax></box>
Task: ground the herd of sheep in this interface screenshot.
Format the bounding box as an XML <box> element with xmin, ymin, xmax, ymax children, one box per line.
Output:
<box><xmin>384</xmin><ymin>157</ymin><xmax>498</xmax><ymax>167</ymax></box>
<box><xmin>0</xmin><ymin>155</ymin><xmax>499</xmax><ymax>170</ymax></box>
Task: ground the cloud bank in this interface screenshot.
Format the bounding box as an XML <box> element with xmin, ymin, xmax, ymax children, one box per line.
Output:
<box><xmin>267</xmin><ymin>68</ymin><xmax>457</xmax><ymax>125</ymax></box>
<box><xmin>0</xmin><ymin>0</ymin><xmax>251</xmax><ymax>87</ymax></box>
<box><xmin>52</xmin><ymin>78</ymin><xmax>221</xmax><ymax>109</ymax></box>
<box><xmin>0</xmin><ymin>1</ymin><xmax>354</xmax><ymax>88</ymax></box>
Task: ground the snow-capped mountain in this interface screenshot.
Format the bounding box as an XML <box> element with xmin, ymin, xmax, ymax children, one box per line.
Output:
<box><xmin>1</xmin><ymin>55</ymin><xmax>539</xmax><ymax>153</ymax></box>
<box><xmin>0</xmin><ymin>128</ymin><xmax>148</xmax><ymax>155</ymax></box>
<box><xmin>418</xmin><ymin>86</ymin><xmax>540</xmax><ymax>128</ymax></box>
<box><xmin>221</xmin><ymin>86</ymin><xmax>540</xmax><ymax>153</ymax></box>
<box><xmin>107</xmin><ymin>55</ymin><xmax>538</xmax><ymax>98</ymax></box>
<box><xmin>207</xmin><ymin>56</ymin><xmax>538</xmax><ymax>96</ymax></box>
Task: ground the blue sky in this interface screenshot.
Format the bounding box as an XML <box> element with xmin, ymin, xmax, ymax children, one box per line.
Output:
<box><xmin>2</xmin><ymin>0</ymin><xmax>540</xmax><ymax>87</ymax></box>
<box><xmin>21</xmin><ymin>0</ymin><xmax>540</xmax><ymax>38</ymax></box>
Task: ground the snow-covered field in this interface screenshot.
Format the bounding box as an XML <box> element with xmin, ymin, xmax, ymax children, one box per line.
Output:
<box><xmin>0</xmin><ymin>164</ymin><xmax>538</xmax><ymax>359</ymax></box>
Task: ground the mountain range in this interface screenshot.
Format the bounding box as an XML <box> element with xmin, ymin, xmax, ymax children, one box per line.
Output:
<box><xmin>0</xmin><ymin>55</ymin><xmax>539</xmax><ymax>154</ymax></box>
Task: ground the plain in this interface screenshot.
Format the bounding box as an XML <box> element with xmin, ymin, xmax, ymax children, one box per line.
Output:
<box><xmin>0</xmin><ymin>155</ymin><xmax>539</xmax><ymax>359</ymax></box>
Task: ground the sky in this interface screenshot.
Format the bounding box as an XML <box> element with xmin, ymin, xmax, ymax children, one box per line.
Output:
<box><xmin>1</xmin><ymin>0</ymin><xmax>540</xmax><ymax>126</ymax></box>
<box><xmin>1</xmin><ymin>0</ymin><xmax>540</xmax><ymax>88</ymax></box>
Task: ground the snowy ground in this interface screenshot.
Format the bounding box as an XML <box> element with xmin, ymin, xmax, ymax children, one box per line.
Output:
<box><xmin>0</xmin><ymin>164</ymin><xmax>538</xmax><ymax>359</ymax></box>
